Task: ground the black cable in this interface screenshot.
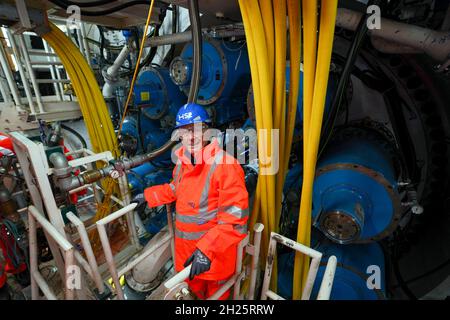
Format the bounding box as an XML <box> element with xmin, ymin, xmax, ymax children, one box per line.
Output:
<box><xmin>48</xmin><ymin>0</ymin><xmax>162</xmax><ymax>17</ymax></box>
<box><xmin>51</xmin><ymin>0</ymin><xmax>120</xmax><ymax>8</ymax></box>
<box><xmin>118</xmin><ymin>24</ymin><xmax>161</xmax><ymax>78</ymax></box>
<box><xmin>187</xmin><ymin>0</ymin><xmax>202</xmax><ymax>103</ymax></box>
<box><xmin>318</xmin><ymin>1</ymin><xmax>379</xmax><ymax>158</ymax></box>
<box><xmin>60</xmin><ymin>123</ymin><xmax>88</xmax><ymax>149</ymax></box>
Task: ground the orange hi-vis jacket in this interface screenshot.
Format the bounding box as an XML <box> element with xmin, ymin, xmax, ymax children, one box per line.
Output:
<box><xmin>144</xmin><ymin>139</ymin><xmax>249</xmax><ymax>281</ymax></box>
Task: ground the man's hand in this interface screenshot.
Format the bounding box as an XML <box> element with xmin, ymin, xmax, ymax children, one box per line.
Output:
<box><xmin>183</xmin><ymin>249</ymin><xmax>211</xmax><ymax>280</ymax></box>
<box><xmin>131</xmin><ymin>193</ymin><xmax>147</xmax><ymax>213</ymax></box>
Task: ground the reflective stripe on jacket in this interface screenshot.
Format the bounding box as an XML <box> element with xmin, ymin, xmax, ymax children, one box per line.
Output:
<box><xmin>144</xmin><ymin>139</ymin><xmax>249</xmax><ymax>280</ymax></box>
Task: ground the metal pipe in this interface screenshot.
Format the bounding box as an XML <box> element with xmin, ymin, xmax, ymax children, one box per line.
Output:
<box><xmin>317</xmin><ymin>255</ymin><xmax>337</xmax><ymax>300</ymax></box>
<box><xmin>164</xmin><ymin>265</ymin><xmax>191</xmax><ymax>290</ymax></box>
<box><xmin>29</xmin><ymin>206</ymin><xmax>72</xmax><ymax>251</ymax></box>
<box><xmin>49</xmin><ymin>152</ymin><xmax>84</xmax><ymax>192</ymax></box>
<box><xmin>144</xmin><ymin>28</ymin><xmax>246</xmax><ymax>47</ymax></box>
<box><xmin>64</xmin><ymin>247</ymin><xmax>75</xmax><ymax>300</ymax></box>
<box><xmin>370</xmin><ymin>36</ymin><xmax>421</xmax><ymax>54</ymax></box>
<box><xmin>0</xmin><ymin>39</ymin><xmax>22</xmax><ymax>106</ymax></box>
<box><xmin>102</xmin><ymin>44</ymin><xmax>130</xmax><ymax>98</ymax></box>
<box><xmin>95</xmin><ymin>203</ymin><xmax>137</xmax><ymax>300</ymax></box>
<box><xmin>117</xmin><ymin>232</ymin><xmax>171</xmax><ymax>277</ymax></box>
<box><xmin>187</xmin><ymin>0</ymin><xmax>202</xmax><ymax>103</ymax></box>
<box><xmin>96</xmin><ymin>203</ymin><xmax>137</xmax><ymax>226</ymax></box>
<box><xmin>17</xmin><ymin>34</ymin><xmax>44</xmax><ymax>113</ymax></box>
<box><xmin>74</xmin><ymin>251</ymin><xmax>94</xmax><ymax>279</ymax></box>
<box><xmin>265</xmin><ymin>290</ymin><xmax>285</xmax><ymax>300</ymax></box>
<box><xmin>28</xmin><ymin>209</ymin><xmax>39</xmax><ymax>300</ymax></box>
<box><xmin>58</xmin><ymin>140</ymin><xmax>177</xmax><ymax>192</ymax></box>
<box><xmin>29</xmin><ymin>205</ymin><xmax>75</xmax><ymax>300</ymax></box>
<box><xmin>209</xmin><ymin>274</ymin><xmax>238</xmax><ymax>300</ymax></box>
<box><xmin>261</xmin><ymin>235</ymin><xmax>277</xmax><ymax>300</ymax></box>
<box><xmin>97</xmin><ymin>222</ymin><xmax>124</xmax><ymax>300</ymax></box>
<box><xmin>248</xmin><ymin>223</ymin><xmax>264</xmax><ymax>300</ymax></box>
<box><xmin>32</xmin><ymin>270</ymin><xmax>57</xmax><ymax>300</ymax></box>
<box><xmin>301</xmin><ymin>254</ymin><xmax>322</xmax><ymax>300</ymax></box>
<box><xmin>336</xmin><ymin>7</ymin><xmax>450</xmax><ymax>62</ymax></box>
<box><xmin>4</xmin><ymin>29</ymin><xmax>35</xmax><ymax>113</ymax></box>
<box><xmin>66</xmin><ymin>212</ymin><xmax>105</xmax><ymax>294</ymax></box>
<box><xmin>232</xmin><ymin>235</ymin><xmax>249</xmax><ymax>299</ymax></box>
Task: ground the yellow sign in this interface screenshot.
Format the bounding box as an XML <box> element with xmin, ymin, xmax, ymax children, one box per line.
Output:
<box><xmin>141</xmin><ymin>91</ymin><xmax>150</xmax><ymax>101</ymax></box>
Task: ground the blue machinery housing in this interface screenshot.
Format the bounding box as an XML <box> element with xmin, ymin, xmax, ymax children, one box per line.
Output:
<box><xmin>121</xmin><ymin>38</ymin><xmax>402</xmax><ymax>299</ymax></box>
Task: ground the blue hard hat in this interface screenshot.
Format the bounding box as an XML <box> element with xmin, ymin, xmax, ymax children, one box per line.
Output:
<box><xmin>175</xmin><ymin>103</ymin><xmax>211</xmax><ymax>128</ymax></box>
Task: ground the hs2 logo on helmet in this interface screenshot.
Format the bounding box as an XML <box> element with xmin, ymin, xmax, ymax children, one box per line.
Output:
<box><xmin>178</xmin><ymin>112</ymin><xmax>193</xmax><ymax>120</ymax></box>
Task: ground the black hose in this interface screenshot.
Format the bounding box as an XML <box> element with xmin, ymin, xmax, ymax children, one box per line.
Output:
<box><xmin>118</xmin><ymin>24</ymin><xmax>161</xmax><ymax>78</ymax></box>
<box><xmin>48</xmin><ymin>0</ymin><xmax>163</xmax><ymax>17</ymax></box>
<box><xmin>50</xmin><ymin>0</ymin><xmax>119</xmax><ymax>8</ymax></box>
<box><xmin>60</xmin><ymin>123</ymin><xmax>88</xmax><ymax>149</ymax></box>
<box><xmin>318</xmin><ymin>1</ymin><xmax>378</xmax><ymax>157</ymax></box>
<box><xmin>187</xmin><ymin>0</ymin><xmax>202</xmax><ymax>103</ymax></box>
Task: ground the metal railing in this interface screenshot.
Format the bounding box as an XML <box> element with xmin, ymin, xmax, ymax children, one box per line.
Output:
<box><xmin>28</xmin><ymin>205</ymin><xmax>75</xmax><ymax>300</ymax></box>
<box><xmin>261</xmin><ymin>232</ymin><xmax>337</xmax><ymax>300</ymax></box>
<box><xmin>163</xmin><ymin>223</ymin><xmax>264</xmax><ymax>300</ymax></box>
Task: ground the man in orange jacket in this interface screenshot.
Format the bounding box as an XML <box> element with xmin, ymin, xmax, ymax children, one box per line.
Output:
<box><xmin>138</xmin><ymin>103</ymin><xmax>249</xmax><ymax>300</ymax></box>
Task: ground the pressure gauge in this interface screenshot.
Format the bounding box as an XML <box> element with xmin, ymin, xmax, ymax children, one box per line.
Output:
<box><xmin>169</xmin><ymin>57</ymin><xmax>191</xmax><ymax>86</ymax></box>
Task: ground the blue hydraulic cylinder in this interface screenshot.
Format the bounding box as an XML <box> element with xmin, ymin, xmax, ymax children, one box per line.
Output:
<box><xmin>312</xmin><ymin>129</ymin><xmax>401</xmax><ymax>243</ymax></box>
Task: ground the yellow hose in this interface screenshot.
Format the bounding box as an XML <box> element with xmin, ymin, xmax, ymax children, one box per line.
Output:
<box><xmin>293</xmin><ymin>0</ymin><xmax>338</xmax><ymax>300</ymax></box>
<box><xmin>284</xmin><ymin>0</ymin><xmax>301</xmax><ymax>175</ymax></box>
<box><xmin>43</xmin><ymin>24</ymin><xmax>118</xmax><ymax>156</ymax></box>
<box><xmin>240</xmin><ymin>1</ymin><xmax>270</xmax><ymax>254</ymax></box>
<box><xmin>273</xmin><ymin>0</ymin><xmax>287</xmax><ymax>228</ymax></box>
<box><xmin>118</xmin><ymin>0</ymin><xmax>156</xmax><ymax>135</ymax></box>
<box><xmin>301</xmin><ymin>0</ymin><xmax>318</xmax><ymax>156</ymax></box>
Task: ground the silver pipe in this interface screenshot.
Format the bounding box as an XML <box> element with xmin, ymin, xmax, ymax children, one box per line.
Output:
<box><xmin>28</xmin><ymin>209</ymin><xmax>39</xmax><ymax>300</ymax></box>
<box><xmin>144</xmin><ymin>28</ymin><xmax>246</xmax><ymax>48</ymax></box>
<box><xmin>17</xmin><ymin>34</ymin><xmax>44</xmax><ymax>113</ymax></box>
<box><xmin>317</xmin><ymin>255</ymin><xmax>337</xmax><ymax>300</ymax></box>
<box><xmin>248</xmin><ymin>223</ymin><xmax>264</xmax><ymax>300</ymax></box>
<box><xmin>370</xmin><ymin>36</ymin><xmax>421</xmax><ymax>54</ymax></box>
<box><xmin>336</xmin><ymin>7</ymin><xmax>450</xmax><ymax>62</ymax></box>
<box><xmin>49</xmin><ymin>152</ymin><xmax>83</xmax><ymax>192</ymax></box>
<box><xmin>0</xmin><ymin>39</ymin><xmax>22</xmax><ymax>106</ymax></box>
<box><xmin>102</xmin><ymin>44</ymin><xmax>130</xmax><ymax>98</ymax></box>
<box><xmin>4</xmin><ymin>29</ymin><xmax>35</xmax><ymax>114</ymax></box>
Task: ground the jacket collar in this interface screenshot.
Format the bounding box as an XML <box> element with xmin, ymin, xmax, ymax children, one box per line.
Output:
<box><xmin>174</xmin><ymin>138</ymin><xmax>220</xmax><ymax>166</ymax></box>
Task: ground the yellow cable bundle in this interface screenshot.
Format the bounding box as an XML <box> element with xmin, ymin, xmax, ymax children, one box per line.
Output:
<box><xmin>43</xmin><ymin>23</ymin><xmax>118</xmax><ymax>157</ymax></box>
<box><xmin>293</xmin><ymin>0</ymin><xmax>338</xmax><ymax>300</ymax></box>
<box><xmin>273</xmin><ymin>0</ymin><xmax>287</xmax><ymax>227</ymax></box>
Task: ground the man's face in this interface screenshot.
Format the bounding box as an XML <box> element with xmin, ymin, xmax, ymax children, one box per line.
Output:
<box><xmin>179</xmin><ymin>122</ymin><xmax>207</xmax><ymax>153</ymax></box>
